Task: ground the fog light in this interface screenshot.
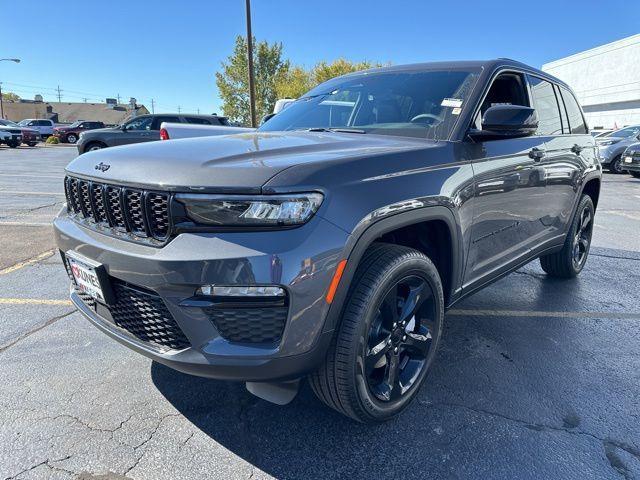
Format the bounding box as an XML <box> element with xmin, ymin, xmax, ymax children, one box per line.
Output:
<box><xmin>197</xmin><ymin>285</ymin><xmax>285</xmax><ymax>297</ymax></box>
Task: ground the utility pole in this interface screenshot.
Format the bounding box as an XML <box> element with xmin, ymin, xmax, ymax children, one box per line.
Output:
<box><xmin>0</xmin><ymin>82</ymin><xmax>4</xmax><ymax>119</ymax></box>
<box><xmin>117</xmin><ymin>93</ymin><xmax>121</xmax><ymax>104</ymax></box>
<box><xmin>150</xmin><ymin>98</ymin><xmax>155</xmax><ymax>114</ymax></box>
<box><xmin>82</xmin><ymin>97</ymin><xmax>88</xmax><ymax>103</ymax></box>
<box><xmin>177</xmin><ymin>105</ymin><xmax>181</xmax><ymax>113</ymax></box>
<box><xmin>56</xmin><ymin>85</ymin><xmax>62</xmax><ymax>102</ymax></box>
<box><xmin>197</xmin><ymin>108</ymin><xmax>200</xmax><ymax>114</ymax></box>
<box><xmin>245</xmin><ymin>0</ymin><xmax>257</xmax><ymax>127</ymax></box>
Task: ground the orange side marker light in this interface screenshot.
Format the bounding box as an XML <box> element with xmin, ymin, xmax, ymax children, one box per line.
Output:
<box><xmin>326</xmin><ymin>259</ymin><xmax>347</xmax><ymax>304</ymax></box>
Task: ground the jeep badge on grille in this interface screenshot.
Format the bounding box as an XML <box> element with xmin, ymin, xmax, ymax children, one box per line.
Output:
<box><xmin>95</xmin><ymin>162</ymin><xmax>110</xmax><ymax>172</ymax></box>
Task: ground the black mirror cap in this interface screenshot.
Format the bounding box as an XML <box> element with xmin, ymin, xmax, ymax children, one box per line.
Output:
<box><xmin>261</xmin><ymin>113</ymin><xmax>277</xmax><ymax>125</ymax></box>
<box><xmin>471</xmin><ymin>105</ymin><xmax>538</xmax><ymax>140</ymax></box>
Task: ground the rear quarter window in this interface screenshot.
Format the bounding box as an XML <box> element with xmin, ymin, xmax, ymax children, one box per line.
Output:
<box><xmin>559</xmin><ymin>87</ymin><xmax>587</xmax><ymax>134</ymax></box>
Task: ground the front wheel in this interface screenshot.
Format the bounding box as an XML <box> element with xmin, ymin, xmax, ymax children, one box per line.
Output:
<box><xmin>8</xmin><ymin>141</ymin><xmax>18</xmax><ymax>148</ymax></box>
<box><xmin>609</xmin><ymin>155</ymin><xmax>624</xmax><ymax>174</ymax></box>
<box><xmin>540</xmin><ymin>195</ymin><xmax>594</xmax><ymax>278</ymax></box>
<box><xmin>27</xmin><ymin>142</ymin><xmax>37</xmax><ymax>147</ymax></box>
<box><xmin>310</xmin><ymin>243</ymin><xmax>444</xmax><ymax>423</ymax></box>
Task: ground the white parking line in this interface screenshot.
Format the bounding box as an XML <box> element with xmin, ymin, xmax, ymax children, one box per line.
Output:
<box><xmin>448</xmin><ymin>309</ymin><xmax>640</xmax><ymax>320</ymax></box>
<box><xmin>0</xmin><ymin>221</ymin><xmax>53</xmax><ymax>227</ymax></box>
<box><xmin>0</xmin><ymin>173</ymin><xmax>61</xmax><ymax>179</ymax></box>
<box><xmin>0</xmin><ymin>191</ymin><xmax>64</xmax><ymax>196</ymax></box>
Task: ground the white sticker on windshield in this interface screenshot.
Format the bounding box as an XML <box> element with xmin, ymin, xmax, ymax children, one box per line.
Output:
<box><xmin>451</xmin><ymin>107</ymin><xmax>461</xmax><ymax>115</ymax></box>
<box><xmin>441</xmin><ymin>98</ymin><xmax>463</xmax><ymax>108</ymax></box>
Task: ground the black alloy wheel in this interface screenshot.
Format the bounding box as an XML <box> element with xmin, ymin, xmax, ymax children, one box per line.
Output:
<box><xmin>571</xmin><ymin>204</ymin><xmax>593</xmax><ymax>271</ymax></box>
<box><xmin>540</xmin><ymin>194</ymin><xmax>595</xmax><ymax>278</ymax></box>
<box><xmin>365</xmin><ymin>275</ymin><xmax>437</xmax><ymax>402</ymax></box>
<box><xmin>310</xmin><ymin>243</ymin><xmax>444</xmax><ymax>422</ymax></box>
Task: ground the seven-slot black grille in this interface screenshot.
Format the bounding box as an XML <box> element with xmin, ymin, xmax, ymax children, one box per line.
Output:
<box><xmin>64</xmin><ymin>176</ymin><xmax>171</xmax><ymax>244</ymax></box>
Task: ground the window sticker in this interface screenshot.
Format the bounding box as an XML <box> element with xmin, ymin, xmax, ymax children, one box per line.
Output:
<box><xmin>441</xmin><ymin>98</ymin><xmax>463</xmax><ymax>108</ymax></box>
<box><xmin>451</xmin><ymin>107</ymin><xmax>462</xmax><ymax>115</ymax></box>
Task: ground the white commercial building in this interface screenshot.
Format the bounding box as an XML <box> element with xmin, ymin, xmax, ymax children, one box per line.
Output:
<box><xmin>542</xmin><ymin>34</ymin><xmax>640</xmax><ymax>130</ymax></box>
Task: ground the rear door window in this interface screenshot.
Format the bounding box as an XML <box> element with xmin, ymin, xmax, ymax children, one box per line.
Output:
<box><xmin>151</xmin><ymin>116</ymin><xmax>181</xmax><ymax>130</ymax></box>
<box><xmin>559</xmin><ymin>87</ymin><xmax>587</xmax><ymax>134</ymax></box>
<box><xmin>528</xmin><ymin>76</ymin><xmax>563</xmax><ymax>136</ymax></box>
<box><xmin>185</xmin><ymin>117</ymin><xmax>212</xmax><ymax>125</ymax></box>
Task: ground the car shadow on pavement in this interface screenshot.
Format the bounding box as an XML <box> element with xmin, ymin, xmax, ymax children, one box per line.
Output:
<box><xmin>150</xmin><ymin>255</ymin><xmax>640</xmax><ymax>479</ymax></box>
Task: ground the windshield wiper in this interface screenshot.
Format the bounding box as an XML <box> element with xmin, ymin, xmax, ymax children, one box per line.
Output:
<box><xmin>307</xmin><ymin>127</ymin><xmax>366</xmax><ymax>134</ymax></box>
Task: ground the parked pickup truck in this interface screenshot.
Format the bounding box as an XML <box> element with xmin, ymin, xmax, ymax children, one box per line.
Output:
<box><xmin>160</xmin><ymin>122</ymin><xmax>254</xmax><ymax>140</ymax></box>
<box><xmin>55</xmin><ymin>59</ymin><xmax>601</xmax><ymax>423</ymax></box>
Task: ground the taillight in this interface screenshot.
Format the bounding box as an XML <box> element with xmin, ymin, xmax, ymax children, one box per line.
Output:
<box><xmin>160</xmin><ymin>128</ymin><xmax>169</xmax><ymax>140</ymax></box>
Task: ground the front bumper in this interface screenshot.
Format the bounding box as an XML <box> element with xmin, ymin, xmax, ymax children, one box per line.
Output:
<box><xmin>54</xmin><ymin>211</ymin><xmax>349</xmax><ymax>381</ymax></box>
<box><xmin>623</xmin><ymin>154</ymin><xmax>640</xmax><ymax>172</ymax></box>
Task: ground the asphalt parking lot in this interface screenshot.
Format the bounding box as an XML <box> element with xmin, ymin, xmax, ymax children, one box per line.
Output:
<box><xmin>1</xmin><ymin>145</ymin><xmax>639</xmax><ymax>480</ymax></box>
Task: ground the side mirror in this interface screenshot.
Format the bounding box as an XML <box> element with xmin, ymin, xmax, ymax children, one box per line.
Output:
<box><xmin>120</xmin><ymin>124</ymin><xmax>128</xmax><ymax>131</ymax></box>
<box><xmin>261</xmin><ymin>113</ymin><xmax>276</xmax><ymax>125</ymax></box>
<box><xmin>469</xmin><ymin>105</ymin><xmax>538</xmax><ymax>140</ymax></box>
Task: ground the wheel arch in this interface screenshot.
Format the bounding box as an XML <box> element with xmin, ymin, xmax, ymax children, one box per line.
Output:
<box><xmin>581</xmin><ymin>176</ymin><xmax>601</xmax><ymax>211</ymax></box>
<box><xmin>322</xmin><ymin>205</ymin><xmax>463</xmax><ymax>333</ymax></box>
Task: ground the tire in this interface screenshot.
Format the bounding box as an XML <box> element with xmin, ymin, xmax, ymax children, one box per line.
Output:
<box><xmin>66</xmin><ymin>133</ymin><xmax>78</xmax><ymax>144</ymax></box>
<box><xmin>309</xmin><ymin>243</ymin><xmax>444</xmax><ymax>423</ymax></box>
<box><xmin>630</xmin><ymin>171</ymin><xmax>640</xmax><ymax>179</ymax></box>
<box><xmin>609</xmin><ymin>155</ymin><xmax>624</xmax><ymax>174</ymax></box>
<box><xmin>84</xmin><ymin>142</ymin><xmax>106</xmax><ymax>153</ymax></box>
<box><xmin>8</xmin><ymin>141</ymin><xmax>18</xmax><ymax>148</ymax></box>
<box><xmin>540</xmin><ymin>195</ymin><xmax>594</xmax><ymax>278</ymax></box>
<box><xmin>27</xmin><ymin>142</ymin><xmax>37</xmax><ymax>147</ymax></box>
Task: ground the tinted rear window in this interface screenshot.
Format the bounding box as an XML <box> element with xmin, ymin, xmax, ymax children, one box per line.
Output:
<box><xmin>185</xmin><ymin>117</ymin><xmax>213</xmax><ymax>125</ymax></box>
<box><xmin>559</xmin><ymin>87</ymin><xmax>587</xmax><ymax>134</ymax></box>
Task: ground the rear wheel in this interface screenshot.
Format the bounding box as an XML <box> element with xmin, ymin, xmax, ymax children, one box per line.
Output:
<box><xmin>27</xmin><ymin>142</ymin><xmax>37</xmax><ymax>147</ymax></box>
<box><xmin>540</xmin><ymin>195</ymin><xmax>594</xmax><ymax>278</ymax></box>
<box><xmin>66</xmin><ymin>133</ymin><xmax>78</xmax><ymax>144</ymax></box>
<box><xmin>609</xmin><ymin>155</ymin><xmax>624</xmax><ymax>174</ymax></box>
<box><xmin>310</xmin><ymin>243</ymin><xmax>444</xmax><ymax>423</ymax></box>
<box><xmin>8</xmin><ymin>141</ymin><xmax>18</xmax><ymax>148</ymax></box>
<box><xmin>630</xmin><ymin>171</ymin><xmax>640</xmax><ymax>179</ymax></box>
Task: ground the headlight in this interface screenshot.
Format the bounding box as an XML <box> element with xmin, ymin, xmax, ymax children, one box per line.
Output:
<box><xmin>598</xmin><ymin>140</ymin><xmax>619</xmax><ymax>146</ymax></box>
<box><xmin>176</xmin><ymin>193</ymin><xmax>323</xmax><ymax>227</ymax></box>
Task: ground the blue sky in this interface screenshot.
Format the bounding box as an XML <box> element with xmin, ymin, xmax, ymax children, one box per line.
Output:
<box><xmin>3</xmin><ymin>0</ymin><xmax>639</xmax><ymax>114</ymax></box>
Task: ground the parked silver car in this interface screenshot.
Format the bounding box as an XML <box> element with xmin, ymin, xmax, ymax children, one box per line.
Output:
<box><xmin>17</xmin><ymin>118</ymin><xmax>55</xmax><ymax>138</ymax></box>
<box><xmin>596</xmin><ymin>125</ymin><xmax>640</xmax><ymax>173</ymax></box>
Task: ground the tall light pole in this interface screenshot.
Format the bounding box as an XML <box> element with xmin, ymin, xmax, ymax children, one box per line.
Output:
<box><xmin>245</xmin><ymin>0</ymin><xmax>257</xmax><ymax>128</ymax></box>
<box><xmin>0</xmin><ymin>58</ymin><xmax>21</xmax><ymax>119</ymax></box>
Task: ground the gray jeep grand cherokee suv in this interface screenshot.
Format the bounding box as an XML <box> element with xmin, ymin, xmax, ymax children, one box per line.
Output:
<box><xmin>54</xmin><ymin>59</ymin><xmax>601</xmax><ymax>422</ymax></box>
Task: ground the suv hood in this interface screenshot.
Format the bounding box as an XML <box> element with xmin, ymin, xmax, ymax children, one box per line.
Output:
<box><xmin>66</xmin><ymin>131</ymin><xmax>432</xmax><ymax>192</ymax></box>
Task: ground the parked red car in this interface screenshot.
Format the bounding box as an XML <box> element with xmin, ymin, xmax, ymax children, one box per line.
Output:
<box><xmin>0</xmin><ymin>119</ymin><xmax>40</xmax><ymax>147</ymax></box>
<box><xmin>53</xmin><ymin>121</ymin><xmax>105</xmax><ymax>144</ymax></box>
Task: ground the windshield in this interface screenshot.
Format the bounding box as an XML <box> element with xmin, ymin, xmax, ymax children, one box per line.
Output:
<box><xmin>602</xmin><ymin>126</ymin><xmax>640</xmax><ymax>138</ymax></box>
<box><xmin>259</xmin><ymin>69</ymin><xmax>480</xmax><ymax>140</ymax></box>
<box><xmin>0</xmin><ymin>119</ymin><xmax>19</xmax><ymax>127</ymax></box>
<box><xmin>17</xmin><ymin>120</ymin><xmax>30</xmax><ymax>126</ymax></box>
<box><xmin>67</xmin><ymin>121</ymin><xmax>83</xmax><ymax>128</ymax></box>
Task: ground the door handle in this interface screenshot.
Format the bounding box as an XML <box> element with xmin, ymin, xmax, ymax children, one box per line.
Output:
<box><xmin>529</xmin><ymin>147</ymin><xmax>545</xmax><ymax>161</ymax></box>
<box><xmin>571</xmin><ymin>144</ymin><xmax>583</xmax><ymax>155</ymax></box>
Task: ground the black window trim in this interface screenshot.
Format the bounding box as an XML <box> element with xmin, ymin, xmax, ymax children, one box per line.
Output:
<box><xmin>557</xmin><ymin>86</ymin><xmax>590</xmax><ymax>135</ymax></box>
<box><xmin>467</xmin><ymin>68</ymin><xmax>532</xmax><ymax>135</ymax></box>
<box><xmin>526</xmin><ymin>73</ymin><xmax>567</xmax><ymax>137</ymax></box>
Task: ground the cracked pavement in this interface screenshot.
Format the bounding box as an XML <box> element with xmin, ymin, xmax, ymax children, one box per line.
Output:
<box><xmin>1</xmin><ymin>147</ymin><xmax>639</xmax><ymax>479</ymax></box>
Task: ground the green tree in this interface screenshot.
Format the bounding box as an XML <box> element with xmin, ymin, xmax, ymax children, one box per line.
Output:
<box><xmin>0</xmin><ymin>91</ymin><xmax>20</xmax><ymax>102</ymax></box>
<box><xmin>312</xmin><ymin>58</ymin><xmax>381</xmax><ymax>85</ymax></box>
<box><xmin>274</xmin><ymin>58</ymin><xmax>385</xmax><ymax>100</ymax></box>
<box><xmin>215</xmin><ymin>35</ymin><xmax>289</xmax><ymax>125</ymax></box>
<box><xmin>274</xmin><ymin>66</ymin><xmax>312</xmax><ymax>100</ymax></box>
